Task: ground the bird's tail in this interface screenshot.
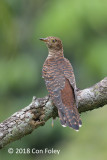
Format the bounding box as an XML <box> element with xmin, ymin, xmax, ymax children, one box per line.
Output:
<box><xmin>58</xmin><ymin>105</ymin><xmax>82</xmax><ymax>131</ymax></box>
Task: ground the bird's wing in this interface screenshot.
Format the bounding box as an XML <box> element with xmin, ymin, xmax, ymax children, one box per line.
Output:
<box><xmin>63</xmin><ymin>58</ymin><xmax>76</xmax><ymax>90</ymax></box>
<box><xmin>63</xmin><ymin>58</ymin><xmax>82</xmax><ymax>126</ymax></box>
<box><xmin>63</xmin><ymin>58</ymin><xmax>79</xmax><ymax>107</ymax></box>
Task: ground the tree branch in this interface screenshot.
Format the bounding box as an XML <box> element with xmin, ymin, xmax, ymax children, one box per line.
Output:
<box><xmin>0</xmin><ymin>77</ymin><xmax>107</xmax><ymax>149</ymax></box>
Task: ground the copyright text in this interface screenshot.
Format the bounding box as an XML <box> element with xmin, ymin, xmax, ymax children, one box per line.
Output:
<box><xmin>8</xmin><ymin>148</ymin><xmax>60</xmax><ymax>155</ymax></box>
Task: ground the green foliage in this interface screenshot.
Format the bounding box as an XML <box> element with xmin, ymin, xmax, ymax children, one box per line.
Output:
<box><xmin>0</xmin><ymin>0</ymin><xmax>17</xmax><ymax>57</ymax></box>
<box><xmin>0</xmin><ymin>55</ymin><xmax>39</xmax><ymax>95</ymax></box>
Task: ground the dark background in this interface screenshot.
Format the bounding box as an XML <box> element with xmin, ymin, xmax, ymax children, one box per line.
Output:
<box><xmin>0</xmin><ymin>0</ymin><xmax>107</xmax><ymax>160</ymax></box>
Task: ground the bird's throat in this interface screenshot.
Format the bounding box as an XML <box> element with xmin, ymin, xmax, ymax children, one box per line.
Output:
<box><xmin>48</xmin><ymin>48</ymin><xmax>64</xmax><ymax>58</ymax></box>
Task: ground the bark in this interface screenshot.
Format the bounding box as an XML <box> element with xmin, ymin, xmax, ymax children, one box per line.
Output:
<box><xmin>0</xmin><ymin>77</ymin><xmax>107</xmax><ymax>149</ymax></box>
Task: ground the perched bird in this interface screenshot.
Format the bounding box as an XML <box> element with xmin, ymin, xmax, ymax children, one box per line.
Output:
<box><xmin>40</xmin><ymin>36</ymin><xmax>82</xmax><ymax>131</ymax></box>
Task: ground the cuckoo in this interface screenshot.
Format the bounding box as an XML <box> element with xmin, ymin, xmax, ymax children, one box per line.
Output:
<box><xmin>40</xmin><ymin>36</ymin><xmax>82</xmax><ymax>131</ymax></box>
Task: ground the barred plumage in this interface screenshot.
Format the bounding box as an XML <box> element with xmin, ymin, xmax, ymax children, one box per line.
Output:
<box><xmin>40</xmin><ymin>36</ymin><xmax>82</xmax><ymax>131</ymax></box>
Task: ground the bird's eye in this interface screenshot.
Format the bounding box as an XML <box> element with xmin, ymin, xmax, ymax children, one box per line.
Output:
<box><xmin>52</xmin><ymin>39</ymin><xmax>55</xmax><ymax>43</ymax></box>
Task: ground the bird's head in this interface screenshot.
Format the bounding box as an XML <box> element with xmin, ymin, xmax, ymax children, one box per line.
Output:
<box><xmin>40</xmin><ymin>36</ymin><xmax>63</xmax><ymax>51</ymax></box>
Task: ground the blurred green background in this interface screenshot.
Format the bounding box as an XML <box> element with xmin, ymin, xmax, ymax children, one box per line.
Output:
<box><xmin>0</xmin><ymin>0</ymin><xmax>107</xmax><ymax>160</ymax></box>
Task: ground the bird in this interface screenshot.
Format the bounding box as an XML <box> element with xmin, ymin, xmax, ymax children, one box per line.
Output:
<box><xmin>40</xmin><ymin>36</ymin><xmax>82</xmax><ymax>131</ymax></box>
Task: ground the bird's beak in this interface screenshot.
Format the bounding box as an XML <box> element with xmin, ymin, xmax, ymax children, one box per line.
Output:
<box><xmin>39</xmin><ymin>38</ymin><xmax>48</xmax><ymax>42</ymax></box>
